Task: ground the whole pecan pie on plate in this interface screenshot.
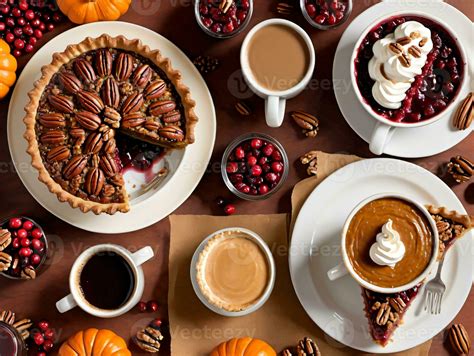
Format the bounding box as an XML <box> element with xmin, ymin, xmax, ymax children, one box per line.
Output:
<box><xmin>23</xmin><ymin>35</ymin><xmax>198</xmax><ymax>215</ymax></box>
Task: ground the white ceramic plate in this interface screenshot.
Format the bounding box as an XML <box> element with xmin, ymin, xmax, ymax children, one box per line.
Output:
<box><xmin>333</xmin><ymin>0</ymin><xmax>473</xmax><ymax>158</ymax></box>
<box><xmin>7</xmin><ymin>22</ymin><xmax>216</xmax><ymax>233</ymax></box>
<box><xmin>289</xmin><ymin>158</ymin><xmax>472</xmax><ymax>353</ymax></box>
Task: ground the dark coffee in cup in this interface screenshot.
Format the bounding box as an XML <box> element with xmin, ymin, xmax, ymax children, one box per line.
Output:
<box><xmin>78</xmin><ymin>251</ymin><xmax>135</xmax><ymax>310</ymax></box>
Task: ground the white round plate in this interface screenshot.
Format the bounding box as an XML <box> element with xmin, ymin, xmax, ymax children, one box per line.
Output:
<box><xmin>7</xmin><ymin>22</ymin><xmax>216</xmax><ymax>233</ymax></box>
<box><xmin>289</xmin><ymin>158</ymin><xmax>472</xmax><ymax>353</ymax></box>
<box><xmin>333</xmin><ymin>0</ymin><xmax>473</xmax><ymax>158</ymax></box>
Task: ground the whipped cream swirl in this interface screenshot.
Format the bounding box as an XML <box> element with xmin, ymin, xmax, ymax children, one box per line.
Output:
<box><xmin>369</xmin><ymin>219</ymin><xmax>406</xmax><ymax>268</ymax></box>
<box><xmin>368</xmin><ymin>21</ymin><xmax>434</xmax><ymax>109</ymax></box>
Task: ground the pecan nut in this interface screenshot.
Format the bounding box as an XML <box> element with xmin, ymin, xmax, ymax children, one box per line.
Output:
<box><xmin>449</xmin><ymin>324</ymin><xmax>471</xmax><ymax>355</ymax></box>
<box><xmin>375</xmin><ymin>302</ymin><xmax>391</xmax><ymax>326</ymax></box>
<box><xmin>99</xmin><ymin>125</ymin><xmax>114</xmax><ymax>141</ymax></box>
<box><xmin>0</xmin><ymin>310</ymin><xmax>15</xmax><ymax>325</ymax></box>
<box><xmin>453</xmin><ymin>92</ymin><xmax>473</xmax><ymax>130</ymax></box>
<box><xmin>388</xmin><ymin>43</ymin><xmax>403</xmax><ymax>55</ymax></box>
<box><xmin>73</xmin><ymin>58</ymin><xmax>96</xmax><ymax>83</ymax></box>
<box><xmin>103</xmin><ymin>184</ymin><xmax>115</xmax><ymax>197</ymax></box>
<box><xmin>77</xmin><ymin>90</ymin><xmax>104</xmax><ymax>114</ymax></box>
<box><xmin>48</xmin><ymin>94</ymin><xmax>74</xmax><ymax>113</ymax></box>
<box><xmin>40</xmin><ymin>130</ymin><xmax>66</xmax><ymax>145</ymax></box>
<box><xmin>296</xmin><ymin>337</ymin><xmax>321</xmax><ymax>356</ymax></box>
<box><xmin>122</xmin><ymin>112</ymin><xmax>146</xmax><ymax>128</ymax></box>
<box><xmin>63</xmin><ymin>155</ymin><xmax>88</xmax><ymax>179</ymax></box>
<box><xmin>100</xmin><ymin>154</ymin><xmax>119</xmax><ymax>177</ymax></box>
<box><xmin>144</xmin><ymin>119</ymin><xmax>161</xmax><ymax>131</ymax></box>
<box><xmin>291</xmin><ymin>110</ymin><xmax>319</xmax><ymax>137</ymax></box>
<box><xmin>159</xmin><ymin>125</ymin><xmax>184</xmax><ymax>141</ymax></box>
<box><xmin>436</xmin><ymin>220</ymin><xmax>451</xmax><ymax>233</ymax></box>
<box><xmin>104</xmin><ymin>107</ymin><xmax>121</xmax><ymax>128</ymax></box>
<box><xmin>134</xmin><ymin>326</ymin><xmax>163</xmax><ymax>353</ymax></box>
<box><xmin>58</xmin><ymin>72</ymin><xmax>83</xmax><ymax>94</ymax></box>
<box><xmin>447</xmin><ymin>155</ymin><xmax>473</xmax><ymax>183</ymax></box>
<box><xmin>0</xmin><ymin>251</ymin><xmax>12</xmax><ymax>272</ymax></box>
<box><xmin>122</xmin><ymin>92</ymin><xmax>144</xmax><ymax>114</ymax></box>
<box><xmin>408</xmin><ymin>45</ymin><xmax>422</xmax><ymax>58</ymax></box>
<box><xmin>133</xmin><ymin>64</ymin><xmax>152</xmax><ymax>88</ymax></box>
<box><xmin>162</xmin><ymin>110</ymin><xmax>181</xmax><ymax>123</ymax></box>
<box><xmin>101</xmin><ymin>77</ymin><xmax>121</xmax><ymax>109</ymax></box>
<box><xmin>115</xmin><ymin>53</ymin><xmax>133</xmax><ymax>81</ymax></box>
<box><xmin>20</xmin><ymin>266</ymin><xmax>36</xmax><ymax>280</ymax></box>
<box><xmin>104</xmin><ymin>139</ymin><xmax>117</xmax><ymax>154</ymax></box>
<box><xmin>398</xmin><ymin>53</ymin><xmax>411</xmax><ymax>68</ymax></box>
<box><xmin>235</xmin><ymin>101</ymin><xmax>252</xmax><ymax>116</ymax></box>
<box><xmin>389</xmin><ymin>297</ymin><xmax>406</xmax><ymax>313</ymax></box>
<box><xmin>47</xmin><ymin>146</ymin><xmax>71</xmax><ymax>162</ymax></box>
<box><xmin>149</xmin><ymin>100</ymin><xmax>176</xmax><ymax>116</ymax></box>
<box><xmin>85</xmin><ymin>167</ymin><xmax>105</xmax><ymax>196</ymax></box>
<box><xmin>276</xmin><ymin>2</ymin><xmax>294</xmax><ymax>15</ymax></box>
<box><xmin>144</xmin><ymin>80</ymin><xmax>166</xmax><ymax>100</ymax></box>
<box><xmin>75</xmin><ymin>111</ymin><xmax>101</xmax><ymax>131</ymax></box>
<box><xmin>84</xmin><ymin>132</ymin><xmax>103</xmax><ymax>154</ymax></box>
<box><xmin>396</xmin><ymin>36</ymin><xmax>411</xmax><ymax>46</ymax></box>
<box><xmin>38</xmin><ymin>113</ymin><xmax>66</xmax><ymax>128</ymax></box>
<box><xmin>13</xmin><ymin>318</ymin><xmax>33</xmax><ymax>339</ymax></box>
<box><xmin>95</xmin><ymin>49</ymin><xmax>113</xmax><ymax>77</ymax></box>
<box><xmin>0</xmin><ymin>229</ymin><xmax>11</xmax><ymax>252</ymax></box>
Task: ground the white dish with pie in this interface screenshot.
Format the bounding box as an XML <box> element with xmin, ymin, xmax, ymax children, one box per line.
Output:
<box><xmin>7</xmin><ymin>21</ymin><xmax>216</xmax><ymax>233</ymax></box>
<box><xmin>289</xmin><ymin>158</ymin><xmax>472</xmax><ymax>353</ymax></box>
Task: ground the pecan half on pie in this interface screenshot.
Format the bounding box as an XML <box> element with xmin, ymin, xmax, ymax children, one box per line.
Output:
<box><xmin>23</xmin><ymin>35</ymin><xmax>198</xmax><ymax>214</ymax></box>
<box><xmin>362</xmin><ymin>206</ymin><xmax>473</xmax><ymax>346</ymax></box>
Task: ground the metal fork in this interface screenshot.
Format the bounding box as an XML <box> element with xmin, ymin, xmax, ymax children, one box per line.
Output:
<box><xmin>423</xmin><ymin>255</ymin><xmax>447</xmax><ymax>315</ymax></box>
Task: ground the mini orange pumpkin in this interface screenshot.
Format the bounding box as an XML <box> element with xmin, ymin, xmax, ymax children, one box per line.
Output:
<box><xmin>56</xmin><ymin>0</ymin><xmax>132</xmax><ymax>24</ymax></box>
<box><xmin>0</xmin><ymin>39</ymin><xmax>17</xmax><ymax>99</ymax></box>
<box><xmin>58</xmin><ymin>328</ymin><xmax>131</xmax><ymax>356</ymax></box>
<box><xmin>211</xmin><ymin>337</ymin><xmax>277</xmax><ymax>356</ymax></box>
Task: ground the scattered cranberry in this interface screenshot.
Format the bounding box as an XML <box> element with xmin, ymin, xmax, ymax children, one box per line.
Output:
<box><xmin>224</xmin><ymin>204</ymin><xmax>236</xmax><ymax>215</ymax></box>
<box><xmin>33</xmin><ymin>332</ymin><xmax>44</xmax><ymax>346</ymax></box>
<box><xmin>9</xmin><ymin>218</ymin><xmax>22</xmax><ymax>229</ymax></box>
<box><xmin>151</xmin><ymin>319</ymin><xmax>162</xmax><ymax>328</ymax></box>
<box><xmin>43</xmin><ymin>329</ymin><xmax>54</xmax><ymax>340</ymax></box>
<box><xmin>147</xmin><ymin>300</ymin><xmax>159</xmax><ymax>312</ymax></box>
<box><xmin>42</xmin><ymin>339</ymin><xmax>54</xmax><ymax>352</ymax></box>
<box><xmin>198</xmin><ymin>0</ymin><xmax>250</xmax><ymax>37</ymax></box>
<box><xmin>304</xmin><ymin>0</ymin><xmax>349</xmax><ymax>27</ymax></box>
<box><xmin>137</xmin><ymin>301</ymin><xmax>147</xmax><ymax>313</ymax></box>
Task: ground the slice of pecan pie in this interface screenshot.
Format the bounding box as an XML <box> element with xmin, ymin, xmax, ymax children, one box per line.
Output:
<box><xmin>362</xmin><ymin>206</ymin><xmax>472</xmax><ymax>346</ymax></box>
<box><xmin>24</xmin><ymin>35</ymin><xmax>198</xmax><ymax>214</ymax></box>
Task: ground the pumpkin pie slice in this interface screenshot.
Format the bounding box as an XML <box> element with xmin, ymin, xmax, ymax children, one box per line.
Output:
<box><xmin>23</xmin><ymin>35</ymin><xmax>198</xmax><ymax>215</ymax></box>
<box><xmin>362</xmin><ymin>206</ymin><xmax>473</xmax><ymax>346</ymax></box>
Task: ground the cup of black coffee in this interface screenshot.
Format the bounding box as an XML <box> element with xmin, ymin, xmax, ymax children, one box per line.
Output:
<box><xmin>56</xmin><ymin>244</ymin><xmax>153</xmax><ymax>318</ymax></box>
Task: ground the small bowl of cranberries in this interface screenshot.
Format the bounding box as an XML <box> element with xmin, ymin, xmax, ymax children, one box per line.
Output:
<box><xmin>221</xmin><ymin>133</ymin><xmax>289</xmax><ymax>200</ymax></box>
<box><xmin>0</xmin><ymin>216</ymin><xmax>48</xmax><ymax>280</ymax></box>
<box><xmin>301</xmin><ymin>0</ymin><xmax>352</xmax><ymax>30</ymax></box>
<box><xmin>195</xmin><ymin>0</ymin><xmax>253</xmax><ymax>39</ymax></box>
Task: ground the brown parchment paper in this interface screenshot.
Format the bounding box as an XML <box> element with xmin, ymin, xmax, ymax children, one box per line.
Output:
<box><xmin>169</xmin><ymin>152</ymin><xmax>431</xmax><ymax>355</ymax></box>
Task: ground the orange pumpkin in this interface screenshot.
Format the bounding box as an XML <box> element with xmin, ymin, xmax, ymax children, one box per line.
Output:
<box><xmin>211</xmin><ymin>337</ymin><xmax>277</xmax><ymax>356</ymax></box>
<box><xmin>56</xmin><ymin>0</ymin><xmax>132</xmax><ymax>24</ymax></box>
<box><xmin>58</xmin><ymin>328</ymin><xmax>131</xmax><ymax>356</ymax></box>
<box><xmin>0</xmin><ymin>39</ymin><xmax>17</xmax><ymax>99</ymax></box>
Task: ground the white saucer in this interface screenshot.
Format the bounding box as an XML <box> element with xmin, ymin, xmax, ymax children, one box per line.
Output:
<box><xmin>7</xmin><ymin>22</ymin><xmax>216</xmax><ymax>233</ymax></box>
<box><xmin>333</xmin><ymin>0</ymin><xmax>473</xmax><ymax>158</ymax></box>
<box><xmin>289</xmin><ymin>158</ymin><xmax>472</xmax><ymax>353</ymax></box>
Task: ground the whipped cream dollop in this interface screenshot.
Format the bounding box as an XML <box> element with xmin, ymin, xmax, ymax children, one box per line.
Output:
<box><xmin>369</xmin><ymin>219</ymin><xmax>406</xmax><ymax>268</ymax></box>
<box><xmin>368</xmin><ymin>21</ymin><xmax>434</xmax><ymax>109</ymax></box>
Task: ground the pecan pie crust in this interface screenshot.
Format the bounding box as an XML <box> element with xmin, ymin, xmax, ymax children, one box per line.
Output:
<box><xmin>23</xmin><ymin>35</ymin><xmax>198</xmax><ymax>215</ymax></box>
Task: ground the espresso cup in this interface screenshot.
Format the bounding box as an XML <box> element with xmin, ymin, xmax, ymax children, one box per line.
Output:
<box><xmin>350</xmin><ymin>11</ymin><xmax>468</xmax><ymax>155</ymax></box>
<box><xmin>327</xmin><ymin>193</ymin><xmax>439</xmax><ymax>294</ymax></box>
<box><xmin>240</xmin><ymin>19</ymin><xmax>315</xmax><ymax>128</ymax></box>
<box><xmin>56</xmin><ymin>244</ymin><xmax>154</xmax><ymax>318</ymax></box>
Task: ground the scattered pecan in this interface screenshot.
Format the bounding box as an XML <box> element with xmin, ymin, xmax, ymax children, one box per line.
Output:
<box><xmin>145</xmin><ymin>80</ymin><xmax>167</xmax><ymax>100</ymax></box>
<box><xmin>448</xmin><ymin>324</ymin><xmax>471</xmax><ymax>355</ymax></box>
<box><xmin>0</xmin><ymin>310</ymin><xmax>15</xmax><ymax>325</ymax></box>
<box><xmin>300</xmin><ymin>150</ymin><xmax>318</xmax><ymax>176</ymax></box>
<box><xmin>193</xmin><ymin>55</ymin><xmax>220</xmax><ymax>74</ymax></box>
<box><xmin>13</xmin><ymin>318</ymin><xmax>33</xmax><ymax>339</ymax></box>
<box><xmin>0</xmin><ymin>251</ymin><xmax>12</xmax><ymax>272</ymax></box>
<box><xmin>419</xmin><ymin>37</ymin><xmax>428</xmax><ymax>47</ymax></box>
<box><xmin>408</xmin><ymin>45</ymin><xmax>422</xmax><ymax>58</ymax></box>
<box><xmin>296</xmin><ymin>337</ymin><xmax>321</xmax><ymax>356</ymax></box>
<box><xmin>291</xmin><ymin>111</ymin><xmax>319</xmax><ymax>137</ymax></box>
<box><xmin>388</xmin><ymin>43</ymin><xmax>403</xmax><ymax>55</ymax></box>
<box><xmin>134</xmin><ymin>325</ymin><xmax>164</xmax><ymax>353</ymax></box>
<box><xmin>452</xmin><ymin>92</ymin><xmax>473</xmax><ymax>130</ymax></box>
<box><xmin>398</xmin><ymin>53</ymin><xmax>411</xmax><ymax>67</ymax></box>
<box><xmin>0</xmin><ymin>229</ymin><xmax>11</xmax><ymax>252</ymax></box>
<box><xmin>235</xmin><ymin>101</ymin><xmax>252</xmax><ymax>116</ymax></box>
<box><xmin>276</xmin><ymin>2</ymin><xmax>293</xmax><ymax>15</ymax></box>
<box><xmin>396</xmin><ymin>36</ymin><xmax>411</xmax><ymax>46</ymax></box>
<box><xmin>410</xmin><ymin>31</ymin><xmax>421</xmax><ymax>39</ymax></box>
<box><xmin>447</xmin><ymin>155</ymin><xmax>473</xmax><ymax>183</ymax></box>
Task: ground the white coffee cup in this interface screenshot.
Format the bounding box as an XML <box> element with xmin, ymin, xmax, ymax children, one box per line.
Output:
<box><xmin>327</xmin><ymin>193</ymin><xmax>439</xmax><ymax>294</ymax></box>
<box><xmin>240</xmin><ymin>19</ymin><xmax>316</xmax><ymax>128</ymax></box>
<box><xmin>56</xmin><ymin>244</ymin><xmax>154</xmax><ymax>318</ymax></box>
<box><xmin>349</xmin><ymin>11</ymin><xmax>468</xmax><ymax>155</ymax></box>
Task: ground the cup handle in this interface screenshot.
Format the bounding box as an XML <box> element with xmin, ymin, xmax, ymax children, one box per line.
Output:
<box><xmin>131</xmin><ymin>246</ymin><xmax>154</xmax><ymax>266</ymax></box>
<box><xmin>56</xmin><ymin>294</ymin><xmax>77</xmax><ymax>313</ymax></box>
<box><xmin>265</xmin><ymin>96</ymin><xmax>286</xmax><ymax>128</ymax></box>
<box><xmin>327</xmin><ymin>262</ymin><xmax>349</xmax><ymax>281</ymax></box>
<box><xmin>369</xmin><ymin>122</ymin><xmax>394</xmax><ymax>155</ymax></box>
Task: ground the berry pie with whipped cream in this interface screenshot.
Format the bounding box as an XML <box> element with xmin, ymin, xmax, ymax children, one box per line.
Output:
<box><xmin>354</xmin><ymin>16</ymin><xmax>464</xmax><ymax>123</ymax></box>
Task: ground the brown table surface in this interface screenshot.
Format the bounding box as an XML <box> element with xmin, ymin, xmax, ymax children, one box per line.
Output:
<box><xmin>0</xmin><ymin>1</ymin><xmax>472</xmax><ymax>355</ymax></box>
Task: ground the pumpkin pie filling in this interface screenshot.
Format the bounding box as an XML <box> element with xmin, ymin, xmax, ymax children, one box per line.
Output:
<box><xmin>346</xmin><ymin>198</ymin><xmax>434</xmax><ymax>288</ymax></box>
<box><xmin>196</xmin><ymin>230</ymin><xmax>269</xmax><ymax>312</ymax></box>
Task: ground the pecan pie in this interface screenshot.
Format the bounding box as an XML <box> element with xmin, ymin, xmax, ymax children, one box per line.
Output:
<box><xmin>24</xmin><ymin>35</ymin><xmax>198</xmax><ymax>214</ymax></box>
<box><xmin>362</xmin><ymin>206</ymin><xmax>472</xmax><ymax>346</ymax></box>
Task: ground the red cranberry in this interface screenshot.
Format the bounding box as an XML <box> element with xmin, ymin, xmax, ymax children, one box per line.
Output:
<box><xmin>17</xmin><ymin>229</ymin><xmax>28</xmax><ymax>239</ymax></box>
<box><xmin>327</xmin><ymin>14</ymin><xmax>336</xmax><ymax>25</ymax></box>
<box><xmin>226</xmin><ymin>162</ymin><xmax>238</xmax><ymax>174</ymax></box>
<box><xmin>259</xmin><ymin>185</ymin><xmax>269</xmax><ymax>195</ymax></box>
<box><xmin>202</xmin><ymin>17</ymin><xmax>212</xmax><ymax>28</ymax></box>
<box><xmin>31</xmin><ymin>228</ymin><xmax>42</xmax><ymax>239</ymax></box>
<box><xmin>247</xmin><ymin>156</ymin><xmax>257</xmax><ymax>166</ymax></box>
<box><xmin>224</xmin><ymin>204</ymin><xmax>236</xmax><ymax>215</ymax></box>
<box><xmin>271</xmin><ymin>150</ymin><xmax>282</xmax><ymax>161</ymax></box>
<box><xmin>423</xmin><ymin>105</ymin><xmax>435</xmax><ymax>117</ymax></box>
<box><xmin>241</xmin><ymin>0</ymin><xmax>250</xmax><ymax>9</ymax></box>
<box><xmin>31</xmin><ymin>18</ymin><xmax>40</xmax><ymax>27</ymax></box>
<box><xmin>210</xmin><ymin>23</ymin><xmax>222</xmax><ymax>33</ymax></box>
<box><xmin>19</xmin><ymin>247</ymin><xmax>32</xmax><ymax>257</ymax></box>
<box><xmin>235</xmin><ymin>182</ymin><xmax>250</xmax><ymax>193</ymax></box>
<box><xmin>236</xmin><ymin>10</ymin><xmax>247</xmax><ymax>22</ymax></box>
<box><xmin>29</xmin><ymin>36</ymin><xmax>37</xmax><ymax>45</ymax></box>
<box><xmin>250</xmin><ymin>138</ymin><xmax>263</xmax><ymax>149</ymax></box>
<box><xmin>38</xmin><ymin>321</ymin><xmax>49</xmax><ymax>331</ymax></box>
<box><xmin>306</xmin><ymin>4</ymin><xmax>316</xmax><ymax>17</ymax></box>
<box><xmin>22</xmin><ymin>220</ymin><xmax>34</xmax><ymax>230</ymax></box>
<box><xmin>137</xmin><ymin>301</ymin><xmax>147</xmax><ymax>312</ymax></box>
<box><xmin>33</xmin><ymin>332</ymin><xmax>44</xmax><ymax>345</ymax></box>
<box><xmin>14</xmin><ymin>38</ymin><xmax>25</xmax><ymax>49</ymax></box>
<box><xmin>18</xmin><ymin>1</ymin><xmax>29</xmax><ymax>11</ymax></box>
<box><xmin>31</xmin><ymin>254</ymin><xmax>41</xmax><ymax>265</ymax></box>
<box><xmin>25</xmin><ymin>44</ymin><xmax>34</xmax><ymax>53</ymax></box>
<box><xmin>0</xmin><ymin>5</ymin><xmax>10</xmax><ymax>15</ymax></box>
<box><xmin>25</xmin><ymin>9</ymin><xmax>35</xmax><ymax>20</ymax></box>
<box><xmin>31</xmin><ymin>238</ymin><xmax>42</xmax><ymax>251</ymax></box>
<box><xmin>229</xmin><ymin>173</ymin><xmax>243</xmax><ymax>184</ymax></box>
<box><xmin>44</xmin><ymin>328</ymin><xmax>54</xmax><ymax>340</ymax></box>
<box><xmin>151</xmin><ymin>319</ymin><xmax>162</xmax><ymax>328</ymax></box>
<box><xmin>223</xmin><ymin>21</ymin><xmax>234</xmax><ymax>33</ymax></box>
<box><xmin>52</xmin><ymin>13</ymin><xmax>62</xmax><ymax>22</ymax></box>
<box><xmin>20</xmin><ymin>237</ymin><xmax>30</xmax><ymax>247</ymax></box>
<box><xmin>314</xmin><ymin>15</ymin><xmax>326</xmax><ymax>24</ymax></box>
<box><xmin>0</xmin><ymin>22</ymin><xmax>5</xmax><ymax>32</ymax></box>
<box><xmin>250</xmin><ymin>165</ymin><xmax>262</xmax><ymax>176</ymax></box>
<box><xmin>265</xmin><ymin>172</ymin><xmax>278</xmax><ymax>183</ymax></box>
<box><xmin>12</xmin><ymin>238</ymin><xmax>20</xmax><ymax>249</ymax></box>
<box><xmin>17</xmin><ymin>17</ymin><xmax>26</xmax><ymax>26</ymax></box>
<box><xmin>234</xmin><ymin>146</ymin><xmax>245</xmax><ymax>160</ymax></box>
<box><xmin>11</xmin><ymin>7</ymin><xmax>21</xmax><ymax>17</ymax></box>
<box><xmin>9</xmin><ymin>218</ymin><xmax>22</xmax><ymax>229</ymax></box>
<box><xmin>35</xmin><ymin>353</ymin><xmax>46</xmax><ymax>356</ymax></box>
<box><xmin>43</xmin><ymin>339</ymin><xmax>54</xmax><ymax>352</ymax></box>
<box><xmin>271</xmin><ymin>162</ymin><xmax>284</xmax><ymax>173</ymax></box>
<box><xmin>147</xmin><ymin>300</ymin><xmax>159</xmax><ymax>312</ymax></box>
<box><xmin>46</xmin><ymin>23</ymin><xmax>54</xmax><ymax>31</ymax></box>
<box><xmin>34</xmin><ymin>29</ymin><xmax>43</xmax><ymax>38</ymax></box>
